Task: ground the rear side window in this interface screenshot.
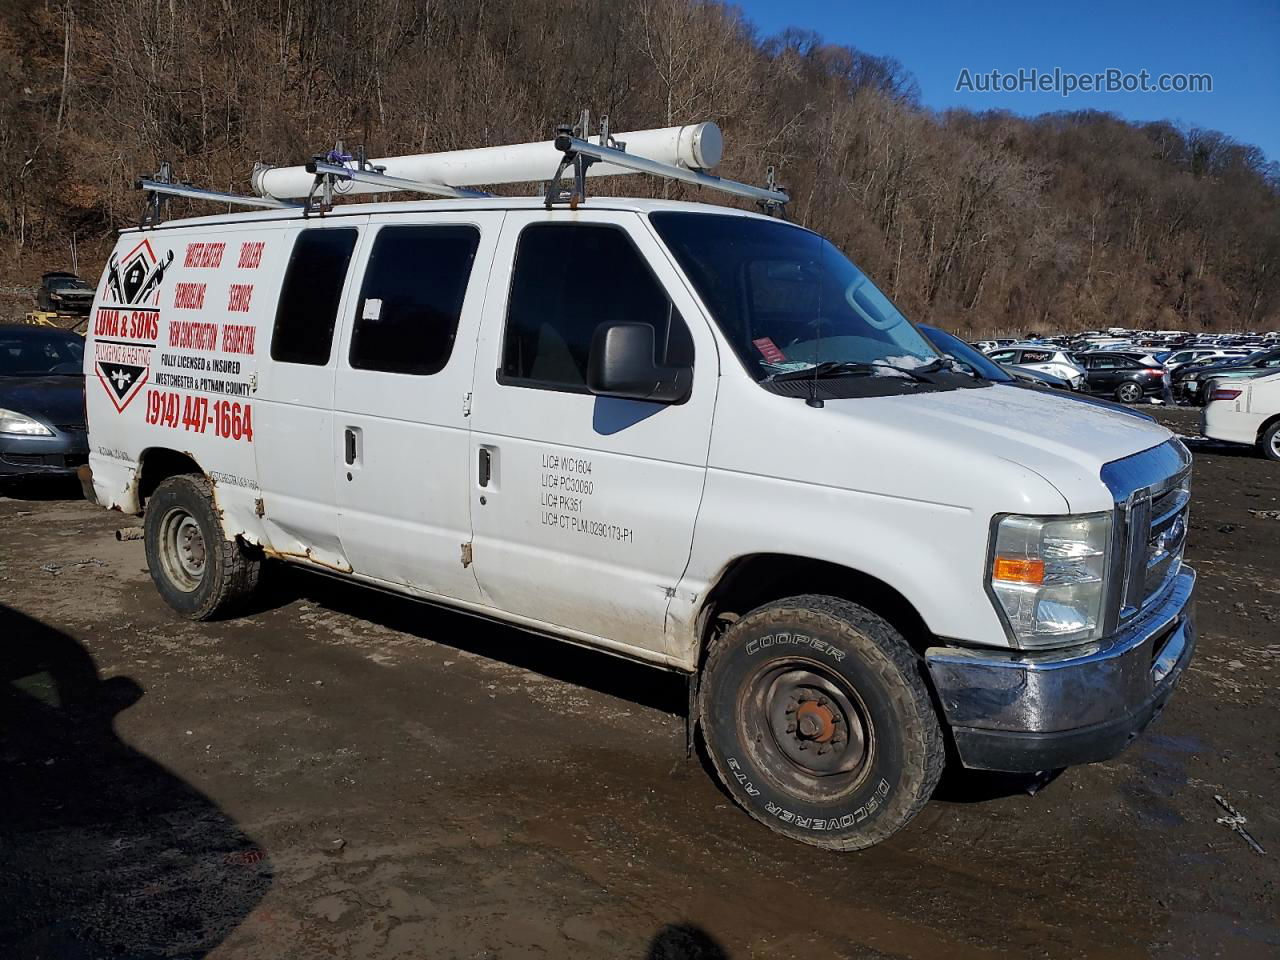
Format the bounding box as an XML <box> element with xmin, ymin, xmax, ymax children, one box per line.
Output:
<box><xmin>500</xmin><ymin>223</ymin><xmax>692</xmax><ymax>392</ymax></box>
<box><xmin>350</xmin><ymin>225</ymin><xmax>481</xmax><ymax>376</ymax></box>
<box><xmin>271</xmin><ymin>229</ymin><xmax>359</xmax><ymax>365</ymax></box>
<box><xmin>1020</xmin><ymin>350</ymin><xmax>1052</xmax><ymax>363</ymax></box>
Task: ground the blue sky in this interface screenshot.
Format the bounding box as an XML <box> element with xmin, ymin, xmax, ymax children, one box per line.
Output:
<box><xmin>735</xmin><ymin>0</ymin><xmax>1280</xmax><ymax>164</ymax></box>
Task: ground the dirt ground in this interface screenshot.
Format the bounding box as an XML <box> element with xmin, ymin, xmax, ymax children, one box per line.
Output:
<box><xmin>1</xmin><ymin>405</ymin><xmax>1277</xmax><ymax>960</ymax></box>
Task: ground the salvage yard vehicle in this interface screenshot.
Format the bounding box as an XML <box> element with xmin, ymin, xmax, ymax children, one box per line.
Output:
<box><xmin>984</xmin><ymin>345</ymin><xmax>1086</xmax><ymax>390</ymax></box>
<box><xmin>1174</xmin><ymin>348</ymin><xmax>1280</xmax><ymax>405</ymax></box>
<box><xmin>36</xmin><ymin>271</ymin><xmax>96</xmax><ymax>319</ymax></box>
<box><xmin>82</xmin><ymin>122</ymin><xmax>1197</xmax><ymax>850</ymax></box>
<box><xmin>1078</xmin><ymin>352</ymin><xmax>1169</xmax><ymax>403</ymax></box>
<box><xmin>0</xmin><ymin>325</ymin><xmax>88</xmax><ymax>480</ymax></box>
<box><xmin>1202</xmin><ymin>371</ymin><xmax>1280</xmax><ymax>462</ymax></box>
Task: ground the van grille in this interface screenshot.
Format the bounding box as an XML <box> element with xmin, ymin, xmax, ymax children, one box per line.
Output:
<box><xmin>1118</xmin><ymin>470</ymin><xmax>1190</xmax><ymax>620</ymax></box>
<box><xmin>1100</xmin><ymin>440</ymin><xmax>1193</xmax><ymax>630</ymax></box>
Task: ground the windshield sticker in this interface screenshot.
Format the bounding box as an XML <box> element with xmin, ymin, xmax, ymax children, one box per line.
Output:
<box><xmin>752</xmin><ymin>337</ymin><xmax>787</xmax><ymax>364</ymax></box>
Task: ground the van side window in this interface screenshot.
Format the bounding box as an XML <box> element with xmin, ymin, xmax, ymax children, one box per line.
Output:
<box><xmin>349</xmin><ymin>225</ymin><xmax>480</xmax><ymax>376</ymax></box>
<box><xmin>271</xmin><ymin>229</ymin><xmax>359</xmax><ymax>365</ymax></box>
<box><xmin>500</xmin><ymin>223</ymin><xmax>692</xmax><ymax>392</ymax></box>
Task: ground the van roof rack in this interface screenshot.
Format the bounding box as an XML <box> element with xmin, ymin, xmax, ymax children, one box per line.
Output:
<box><xmin>134</xmin><ymin>114</ymin><xmax>788</xmax><ymax>225</ymax></box>
<box><xmin>136</xmin><ymin>161</ymin><xmax>299</xmax><ymax>227</ymax></box>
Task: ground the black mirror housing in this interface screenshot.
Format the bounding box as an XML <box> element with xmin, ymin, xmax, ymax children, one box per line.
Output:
<box><xmin>587</xmin><ymin>322</ymin><xmax>692</xmax><ymax>404</ymax></box>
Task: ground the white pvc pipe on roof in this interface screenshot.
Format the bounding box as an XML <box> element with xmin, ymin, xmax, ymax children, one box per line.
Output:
<box><xmin>251</xmin><ymin>123</ymin><xmax>723</xmax><ymax>200</ymax></box>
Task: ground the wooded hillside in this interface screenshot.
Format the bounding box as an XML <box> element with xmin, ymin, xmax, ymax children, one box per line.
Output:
<box><xmin>2</xmin><ymin>0</ymin><xmax>1278</xmax><ymax>334</ymax></box>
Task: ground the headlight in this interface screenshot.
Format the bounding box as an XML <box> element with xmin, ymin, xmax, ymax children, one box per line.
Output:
<box><xmin>0</xmin><ymin>408</ymin><xmax>54</xmax><ymax>436</ymax></box>
<box><xmin>988</xmin><ymin>512</ymin><xmax>1112</xmax><ymax>648</ymax></box>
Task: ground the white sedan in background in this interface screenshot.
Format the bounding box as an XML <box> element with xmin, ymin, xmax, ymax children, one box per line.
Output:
<box><xmin>985</xmin><ymin>346</ymin><xmax>1087</xmax><ymax>389</ymax></box>
<box><xmin>1202</xmin><ymin>371</ymin><xmax>1280</xmax><ymax>461</ymax></box>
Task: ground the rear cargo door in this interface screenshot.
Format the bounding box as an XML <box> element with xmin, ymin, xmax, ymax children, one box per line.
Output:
<box><xmin>332</xmin><ymin>212</ymin><xmax>502</xmax><ymax>602</ymax></box>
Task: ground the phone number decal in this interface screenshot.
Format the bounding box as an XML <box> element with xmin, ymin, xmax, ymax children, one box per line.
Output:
<box><xmin>144</xmin><ymin>389</ymin><xmax>254</xmax><ymax>442</ymax></box>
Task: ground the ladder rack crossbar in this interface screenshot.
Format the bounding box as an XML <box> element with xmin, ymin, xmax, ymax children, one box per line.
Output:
<box><xmin>137</xmin><ymin>179</ymin><xmax>300</xmax><ymax>210</ymax></box>
<box><xmin>306</xmin><ymin>160</ymin><xmax>490</xmax><ymax>200</ymax></box>
<box><xmin>557</xmin><ymin>136</ymin><xmax>788</xmax><ymax>206</ymax></box>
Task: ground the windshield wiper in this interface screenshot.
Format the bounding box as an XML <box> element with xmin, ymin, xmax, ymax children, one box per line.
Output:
<box><xmin>763</xmin><ymin>361</ymin><xmax>880</xmax><ymax>383</ymax></box>
<box><xmin>872</xmin><ymin>357</ymin><xmax>952</xmax><ymax>382</ymax></box>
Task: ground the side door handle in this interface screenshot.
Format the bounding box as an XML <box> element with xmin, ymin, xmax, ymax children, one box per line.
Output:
<box><xmin>478</xmin><ymin>448</ymin><xmax>492</xmax><ymax>487</ymax></box>
<box><xmin>345</xmin><ymin>427</ymin><xmax>360</xmax><ymax>466</ymax></box>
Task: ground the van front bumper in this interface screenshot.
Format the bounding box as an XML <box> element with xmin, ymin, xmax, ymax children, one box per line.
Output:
<box><xmin>925</xmin><ymin>567</ymin><xmax>1196</xmax><ymax>772</ymax></box>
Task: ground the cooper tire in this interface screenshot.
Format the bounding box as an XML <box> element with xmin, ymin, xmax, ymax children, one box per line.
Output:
<box><xmin>699</xmin><ymin>595</ymin><xmax>944</xmax><ymax>850</ymax></box>
<box><xmin>1115</xmin><ymin>382</ymin><xmax>1142</xmax><ymax>403</ymax></box>
<box><xmin>1262</xmin><ymin>421</ymin><xmax>1280</xmax><ymax>463</ymax></box>
<box><xmin>143</xmin><ymin>474</ymin><xmax>261</xmax><ymax>620</ymax></box>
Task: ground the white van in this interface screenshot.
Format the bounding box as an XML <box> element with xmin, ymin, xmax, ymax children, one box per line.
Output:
<box><xmin>83</xmin><ymin>148</ymin><xmax>1196</xmax><ymax>850</ymax></box>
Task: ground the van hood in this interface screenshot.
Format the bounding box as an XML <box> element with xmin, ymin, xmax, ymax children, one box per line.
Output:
<box><xmin>825</xmin><ymin>383</ymin><xmax>1173</xmax><ymax>512</ymax></box>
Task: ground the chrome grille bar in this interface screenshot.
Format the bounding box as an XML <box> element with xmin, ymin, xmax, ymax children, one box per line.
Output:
<box><xmin>1101</xmin><ymin>440</ymin><xmax>1193</xmax><ymax>633</ymax></box>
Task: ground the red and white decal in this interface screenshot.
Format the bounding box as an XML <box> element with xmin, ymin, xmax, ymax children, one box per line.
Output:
<box><xmin>237</xmin><ymin>241</ymin><xmax>265</xmax><ymax>269</ymax></box>
<box><xmin>227</xmin><ymin>283</ymin><xmax>253</xmax><ymax>312</ymax></box>
<box><xmin>94</xmin><ymin>341</ymin><xmax>151</xmax><ymax>412</ymax></box>
<box><xmin>184</xmin><ymin>242</ymin><xmax>226</xmax><ymax>268</ymax></box>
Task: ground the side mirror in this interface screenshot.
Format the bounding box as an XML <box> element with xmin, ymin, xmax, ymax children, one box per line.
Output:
<box><xmin>587</xmin><ymin>322</ymin><xmax>692</xmax><ymax>404</ymax></box>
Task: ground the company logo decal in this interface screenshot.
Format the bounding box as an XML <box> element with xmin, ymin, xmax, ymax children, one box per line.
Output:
<box><xmin>94</xmin><ymin>342</ymin><xmax>151</xmax><ymax>412</ymax></box>
<box><xmin>104</xmin><ymin>238</ymin><xmax>174</xmax><ymax>306</ymax></box>
<box><xmin>93</xmin><ymin>237</ymin><xmax>172</xmax><ymax>413</ymax></box>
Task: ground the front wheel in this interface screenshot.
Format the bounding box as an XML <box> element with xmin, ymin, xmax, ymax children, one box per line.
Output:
<box><xmin>699</xmin><ymin>595</ymin><xmax>944</xmax><ymax>850</ymax></box>
<box><xmin>1115</xmin><ymin>382</ymin><xmax>1143</xmax><ymax>403</ymax></box>
<box><xmin>1261</xmin><ymin>421</ymin><xmax>1280</xmax><ymax>462</ymax></box>
<box><xmin>144</xmin><ymin>474</ymin><xmax>261</xmax><ymax>620</ymax></box>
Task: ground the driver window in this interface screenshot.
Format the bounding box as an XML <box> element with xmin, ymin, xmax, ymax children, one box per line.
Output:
<box><xmin>501</xmin><ymin>223</ymin><xmax>693</xmax><ymax>393</ymax></box>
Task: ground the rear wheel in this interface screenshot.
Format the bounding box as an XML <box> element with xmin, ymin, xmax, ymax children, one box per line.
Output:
<box><xmin>1261</xmin><ymin>421</ymin><xmax>1280</xmax><ymax>462</ymax></box>
<box><xmin>144</xmin><ymin>474</ymin><xmax>260</xmax><ymax>620</ymax></box>
<box><xmin>1115</xmin><ymin>382</ymin><xmax>1143</xmax><ymax>403</ymax></box>
<box><xmin>699</xmin><ymin>595</ymin><xmax>944</xmax><ymax>850</ymax></box>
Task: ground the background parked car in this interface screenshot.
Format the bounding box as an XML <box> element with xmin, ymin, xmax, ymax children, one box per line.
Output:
<box><xmin>1173</xmin><ymin>348</ymin><xmax>1280</xmax><ymax>404</ymax></box>
<box><xmin>984</xmin><ymin>345</ymin><xmax>1086</xmax><ymax>389</ymax></box>
<box><xmin>1077</xmin><ymin>352</ymin><xmax>1169</xmax><ymax>403</ymax></box>
<box><xmin>920</xmin><ymin>326</ymin><xmax>1152</xmax><ymax>419</ymax></box>
<box><xmin>1162</xmin><ymin>347</ymin><xmax>1251</xmax><ymax>372</ymax></box>
<box><xmin>35</xmin><ymin>272</ymin><xmax>96</xmax><ymax>319</ymax></box>
<box><xmin>0</xmin><ymin>325</ymin><xmax>88</xmax><ymax>481</ymax></box>
<box><xmin>1202</xmin><ymin>371</ymin><xmax>1280</xmax><ymax>461</ymax></box>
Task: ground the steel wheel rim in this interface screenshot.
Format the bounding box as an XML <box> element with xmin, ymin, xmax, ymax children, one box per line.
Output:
<box><xmin>739</xmin><ymin>658</ymin><xmax>875</xmax><ymax>803</ymax></box>
<box><xmin>159</xmin><ymin>507</ymin><xmax>206</xmax><ymax>592</ymax></box>
<box><xmin>1270</xmin><ymin>431</ymin><xmax>1280</xmax><ymax>458</ymax></box>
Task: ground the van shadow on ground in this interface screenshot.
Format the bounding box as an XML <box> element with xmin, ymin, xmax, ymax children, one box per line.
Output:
<box><xmin>0</xmin><ymin>605</ymin><xmax>270</xmax><ymax>959</ymax></box>
<box><xmin>258</xmin><ymin>564</ymin><xmax>692</xmax><ymax>719</ymax></box>
<box><xmin>258</xmin><ymin>565</ymin><xmax>1049</xmax><ymax>804</ymax></box>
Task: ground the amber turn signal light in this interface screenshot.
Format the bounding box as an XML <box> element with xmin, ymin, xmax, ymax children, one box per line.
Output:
<box><xmin>992</xmin><ymin>556</ymin><xmax>1045</xmax><ymax>584</ymax></box>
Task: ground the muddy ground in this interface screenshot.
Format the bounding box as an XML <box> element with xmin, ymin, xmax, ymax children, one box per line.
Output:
<box><xmin>1</xmin><ymin>405</ymin><xmax>1277</xmax><ymax>959</ymax></box>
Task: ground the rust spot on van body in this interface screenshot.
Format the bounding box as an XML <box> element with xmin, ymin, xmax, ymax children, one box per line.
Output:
<box><xmin>261</xmin><ymin>546</ymin><xmax>353</xmax><ymax>575</ymax></box>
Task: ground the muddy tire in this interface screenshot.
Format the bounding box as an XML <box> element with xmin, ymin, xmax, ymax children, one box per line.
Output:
<box><xmin>1262</xmin><ymin>421</ymin><xmax>1280</xmax><ymax>462</ymax></box>
<box><xmin>699</xmin><ymin>595</ymin><xmax>944</xmax><ymax>850</ymax></box>
<box><xmin>143</xmin><ymin>474</ymin><xmax>260</xmax><ymax>620</ymax></box>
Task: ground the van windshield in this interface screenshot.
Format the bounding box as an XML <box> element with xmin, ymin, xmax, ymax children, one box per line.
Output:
<box><xmin>650</xmin><ymin>212</ymin><xmax>937</xmax><ymax>382</ymax></box>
